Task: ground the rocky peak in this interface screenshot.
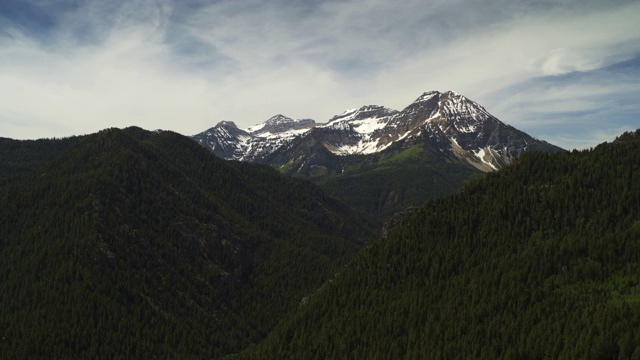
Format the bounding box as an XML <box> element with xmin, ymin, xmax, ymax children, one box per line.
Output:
<box><xmin>437</xmin><ymin>91</ymin><xmax>491</xmax><ymax>125</ymax></box>
<box><xmin>265</xmin><ymin>114</ymin><xmax>294</xmax><ymax>126</ymax></box>
<box><xmin>414</xmin><ymin>90</ymin><xmax>441</xmax><ymax>103</ymax></box>
<box><xmin>216</xmin><ymin>120</ymin><xmax>239</xmax><ymax>129</ymax></box>
<box><xmin>398</xmin><ymin>91</ymin><xmax>442</xmax><ymax>121</ymax></box>
<box><xmin>249</xmin><ymin>115</ymin><xmax>316</xmax><ymax>136</ymax></box>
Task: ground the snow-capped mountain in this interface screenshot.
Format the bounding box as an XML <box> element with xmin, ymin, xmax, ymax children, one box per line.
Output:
<box><xmin>193</xmin><ymin>90</ymin><xmax>564</xmax><ymax>218</ymax></box>
<box><xmin>194</xmin><ymin>90</ymin><xmax>562</xmax><ymax>172</ymax></box>
<box><xmin>192</xmin><ymin>114</ymin><xmax>316</xmax><ymax>162</ymax></box>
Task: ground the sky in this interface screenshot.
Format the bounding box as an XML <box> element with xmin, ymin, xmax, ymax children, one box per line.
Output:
<box><xmin>1</xmin><ymin>0</ymin><xmax>639</xmax><ymax>150</ymax></box>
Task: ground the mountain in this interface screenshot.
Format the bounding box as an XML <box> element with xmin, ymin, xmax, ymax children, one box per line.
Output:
<box><xmin>233</xmin><ymin>130</ymin><xmax>640</xmax><ymax>359</ymax></box>
<box><xmin>0</xmin><ymin>127</ymin><xmax>376</xmax><ymax>358</ymax></box>
<box><xmin>194</xmin><ymin>91</ymin><xmax>564</xmax><ymax>219</ymax></box>
<box><xmin>195</xmin><ymin>90</ymin><xmax>562</xmax><ymax>171</ymax></box>
<box><xmin>193</xmin><ymin>114</ymin><xmax>316</xmax><ymax>162</ymax></box>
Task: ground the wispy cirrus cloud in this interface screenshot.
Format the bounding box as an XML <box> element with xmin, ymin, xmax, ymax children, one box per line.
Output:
<box><xmin>0</xmin><ymin>0</ymin><xmax>639</xmax><ymax>149</ymax></box>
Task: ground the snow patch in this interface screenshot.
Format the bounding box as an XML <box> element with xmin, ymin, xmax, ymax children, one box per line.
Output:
<box><xmin>329</xmin><ymin>138</ymin><xmax>393</xmax><ymax>156</ymax></box>
<box><xmin>473</xmin><ymin>148</ymin><xmax>498</xmax><ymax>171</ymax></box>
<box><xmin>351</xmin><ymin>117</ymin><xmax>389</xmax><ymax>134</ymax></box>
<box><xmin>246</xmin><ymin>122</ymin><xmax>266</xmax><ymax>133</ymax></box>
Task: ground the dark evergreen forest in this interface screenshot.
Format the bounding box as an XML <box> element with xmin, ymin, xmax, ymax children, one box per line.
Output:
<box><xmin>0</xmin><ymin>128</ymin><xmax>376</xmax><ymax>358</ymax></box>
<box><xmin>3</xmin><ymin>127</ymin><xmax>640</xmax><ymax>359</ymax></box>
<box><xmin>233</xmin><ymin>130</ymin><xmax>640</xmax><ymax>359</ymax></box>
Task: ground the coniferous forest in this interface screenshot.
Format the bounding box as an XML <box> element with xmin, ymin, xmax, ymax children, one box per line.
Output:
<box><xmin>0</xmin><ymin>128</ymin><xmax>376</xmax><ymax>358</ymax></box>
<box><xmin>1</xmin><ymin>127</ymin><xmax>640</xmax><ymax>359</ymax></box>
<box><xmin>232</xmin><ymin>130</ymin><xmax>640</xmax><ymax>359</ymax></box>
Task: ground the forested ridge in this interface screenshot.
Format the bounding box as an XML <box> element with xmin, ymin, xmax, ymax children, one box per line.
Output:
<box><xmin>233</xmin><ymin>130</ymin><xmax>640</xmax><ymax>359</ymax></box>
<box><xmin>0</xmin><ymin>136</ymin><xmax>77</xmax><ymax>182</ymax></box>
<box><xmin>0</xmin><ymin>127</ymin><xmax>376</xmax><ymax>358</ymax></box>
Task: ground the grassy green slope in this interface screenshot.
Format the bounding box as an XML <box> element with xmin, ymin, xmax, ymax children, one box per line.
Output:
<box><xmin>317</xmin><ymin>145</ymin><xmax>483</xmax><ymax>220</ymax></box>
<box><xmin>235</xmin><ymin>130</ymin><xmax>640</xmax><ymax>359</ymax></box>
<box><xmin>0</xmin><ymin>128</ymin><xmax>376</xmax><ymax>358</ymax></box>
<box><xmin>273</xmin><ymin>141</ymin><xmax>483</xmax><ymax>220</ymax></box>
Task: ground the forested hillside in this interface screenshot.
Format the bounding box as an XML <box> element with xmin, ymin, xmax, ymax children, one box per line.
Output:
<box><xmin>0</xmin><ymin>127</ymin><xmax>376</xmax><ymax>358</ymax></box>
<box><xmin>234</xmin><ymin>130</ymin><xmax>640</xmax><ymax>359</ymax></box>
<box><xmin>0</xmin><ymin>136</ymin><xmax>77</xmax><ymax>181</ymax></box>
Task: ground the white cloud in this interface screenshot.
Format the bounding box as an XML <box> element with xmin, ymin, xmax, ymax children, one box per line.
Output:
<box><xmin>543</xmin><ymin>126</ymin><xmax>637</xmax><ymax>151</ymax></box>
<box><xmin>375</xmin><ymin>1</ymin><xmax>640</xmax><ymax>94</ymax></box>
<box><xmin>0</xmin><ymin>24</ymin><xmax>216</xmax><ymax>138</ymax></box>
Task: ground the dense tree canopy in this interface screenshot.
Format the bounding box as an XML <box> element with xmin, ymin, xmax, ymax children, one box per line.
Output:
<box><xmin>4</xmin><ymin>127</ymin><xmax>639</xmax><ymax>359</ymax></box>
<box><xmin>234</xmin><ymin>130</ymin><xmax>640</xmax><ymax>359</ymax></box>
<box><xmin>0</xmin><ymin>128</ymin><xmax>376</xmax><ymax>358</ymax></box>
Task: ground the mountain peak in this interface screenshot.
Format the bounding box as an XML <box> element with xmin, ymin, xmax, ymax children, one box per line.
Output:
<box><xmin>265</xmin><ymin>114</ymin><xmax>295</xmax><ymax>125</ymax></box>
<box><xmin>216</xmin><ymin>120</ymin><xmax>238</xmax><ymax>128</ymax></box>
<box><xmin>436</xmin><ymin>90</ymin><xmax>491</xmax><ymax>121</ymax></box>
<box><xmin>414</xmin><ymin>90</ymin><xmax>465</xmax><ymax>103</ymax></box>
<box><xmin>247</xmin><ymin>114</ymin><xmax>316</xmax><ymax>137</ymax></box>
<box><xmin>414</xmin><ymin>90</ymin><xmax>441</xmax><ymax>103</ymax></box>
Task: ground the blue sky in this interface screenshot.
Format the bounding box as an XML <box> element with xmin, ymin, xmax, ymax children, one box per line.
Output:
<box><xmin>1</xmin><ymin>0</ymin><xmax>639</xmax><ymax>149</ymax></box>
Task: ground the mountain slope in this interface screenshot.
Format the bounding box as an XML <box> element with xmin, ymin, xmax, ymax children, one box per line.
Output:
<box><xmin>270</xmin><ymin>139</ymin><xmax>484</xmax><ymax>219</ymax></box>
<box><xmin>0</xmin><ymin>127</ymin><xmax>376</xmax><ymax>358</ymax></box>
<box><xmin>267</xmin><ymin>90</ymin><xmax>562</xmax><ymax>172</ymax></box>
<box><xmin>234</xmin><ymin>130</ymin><xmax>640</xmax><ymax>359</ymax></box>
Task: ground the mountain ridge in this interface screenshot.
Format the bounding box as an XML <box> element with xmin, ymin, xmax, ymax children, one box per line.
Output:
<box><xmin>193</xmin><ymin>90</ymin><xmax>563</xmax><ymax>172</ymax></box>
